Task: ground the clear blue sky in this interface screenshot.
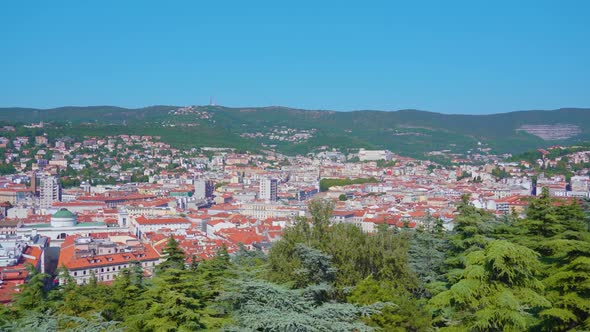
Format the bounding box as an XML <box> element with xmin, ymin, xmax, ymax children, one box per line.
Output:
<box><xmin>1</xmin><ymin>0</ymin><xmax>589</xmax><ymax>114</ymax></box>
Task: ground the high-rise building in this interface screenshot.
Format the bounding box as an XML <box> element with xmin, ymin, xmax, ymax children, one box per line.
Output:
<box><xmin>39</xmin><ymin>175</ymin><xmax>61</xmax><ymax>209</ymax></box>
<box><xmin>194</xmin><ymin>178</ymin><xmax>214</xmax><ymax>200</ymax></box>
<box><xmin>259</xmin><ymin>178</ymin><xmax>278</xmax><ymax>202</ymax></box>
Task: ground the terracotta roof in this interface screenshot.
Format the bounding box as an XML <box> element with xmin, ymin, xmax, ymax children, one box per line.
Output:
<box><xmin>135</xmin><ymin>215</ymin><xmax>190</xmax><ymax>225</ymax></box>
<box><xmin>58</xmin><ymin>235</ymin><xmax>160</xmax><ymax>271</ymax></box>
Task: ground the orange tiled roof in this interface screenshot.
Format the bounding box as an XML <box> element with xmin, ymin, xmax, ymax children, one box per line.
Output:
<box><xmin>58</xmin><ymin>235</ymin><xmax>160</xmax><ymax>271</ymax></box>
<box><xmin>135</xmin><ymin>216</ymin><xmax>190</xmax><ymax>225</ymax></box>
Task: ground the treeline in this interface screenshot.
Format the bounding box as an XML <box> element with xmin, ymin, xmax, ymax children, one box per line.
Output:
<box><xmin>319</xmin><ymin>177</ymin><xmax>380</xmax><ymax>192</ymax></box>
<box><xmin>2</xmin><ymin>191</ymin><xmax>590</xmax><ymax>331</ymax></box>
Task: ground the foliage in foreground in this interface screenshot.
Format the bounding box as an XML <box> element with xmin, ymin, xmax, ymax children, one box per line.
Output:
<box><xmin>2</xmin><ymin>193</ymin><xmax>590</xmax><ymax>331</ymax></box>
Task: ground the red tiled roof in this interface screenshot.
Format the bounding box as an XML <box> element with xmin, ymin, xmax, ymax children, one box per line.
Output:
<box><xmin>135</xmin><ymin>216</ymin><xmax>190</xmax><ymax>225</ymax></box>
<box><xmin>58</xmin><ymin>235</ymin><xmax>160</xmax><ymax>271</ymax></box>
<box><xmin>53</xmin><ymin>201</ymin><xmax>106</xmax><ymax>207</ymax></box>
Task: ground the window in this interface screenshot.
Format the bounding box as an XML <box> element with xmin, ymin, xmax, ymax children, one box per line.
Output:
<box><xmin>74</xmin><ymin>272</ymin><xmax>77</xmax><ymax>276</ymax></box>
<box><xmin>83</xmin><ymin>270</ymin><xmax>86</xmax><ymax>275</ymax></box>
<box><xmin>101</xmin><ymin>268</ymin><xmax>104</xmax><ymax>272</ymax></box>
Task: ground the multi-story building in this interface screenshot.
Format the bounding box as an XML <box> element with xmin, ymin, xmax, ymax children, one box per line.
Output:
<box><xmin>0</xmin><ymin>187</ymin><xmax>33</xmax><ymax>205</ymax></box>
<box><xmin>0</xmin><ymin>234</ymin><xmax>49</xmax><ymax>304</ymax></box>
<box><xmin>240</xmin><ymin>202</ymin><xmax>304</xmax><ymax>219</ymax></box>
<box><xmin>358</xmin><ymin>149</ymin><xmax>393</xmax><ymax>161</ymax></box>
<box><xmin>35</xmin><ymin>136</ymin><xmax>48</xmax><ymax>146</ymax></box>
<box><xmin>194</xmin><ymin>178</ymin><xmax>214</xmax><ymax>200</ymax></box>
<box><xmin>131</xmin><ymin>216</ymin><xmax>191</xmax><ymax>238</ymax></box>
<box><xmin>58</xmin><ymin>234</ymin><xmax>160</xmax><ymax>285</ymax></box>
<box><xmin>40</xmin><ymin>175</ymin><xmax>61</xmax><ymax>210</ymax></box>
<box><xmin>259</xmin><ymin>178</ymin><xmax>278</xmax><ymax>202</ymax></box>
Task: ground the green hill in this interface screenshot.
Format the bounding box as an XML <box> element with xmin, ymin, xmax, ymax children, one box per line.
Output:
<box><xmin>1</xmin><ymin>105</ymin><xmax>589</xmax><ymax>157</ymax></box>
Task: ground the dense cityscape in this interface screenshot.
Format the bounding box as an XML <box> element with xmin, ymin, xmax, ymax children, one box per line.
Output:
<box><xmin>2</xmin><ymin>1</ymin><xmax>590</xmax><ymax>331</ymax></box>
<box><xmin>1</xmin><ymin>115</ymin><xmax>589</xmax><ymax>330</ymax></box>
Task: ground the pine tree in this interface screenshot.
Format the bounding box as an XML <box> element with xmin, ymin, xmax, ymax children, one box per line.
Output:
<box><xmin>157</xmin><ymin>235</ymin><xmax>186</xmax><ymax>272</ymax></box>
<box><xmin>431</xmin><ymin>240</ymin><xmax>550</xmax><ymax>331</ymax></box>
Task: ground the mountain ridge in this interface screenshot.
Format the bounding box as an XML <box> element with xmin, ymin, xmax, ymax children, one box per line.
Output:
<box><xmin>0</xmin><ymin>105</ymin><xmax>589</xmax><ymax>158</ymax></box>
<box><xmin>1</xmin><ymin>105</ymin><xmax>588</xmax><ymax>116</ymax></box>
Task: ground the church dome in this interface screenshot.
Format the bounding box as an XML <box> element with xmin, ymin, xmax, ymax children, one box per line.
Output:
<box><xmin>51</xmin><ymin>208</ymin><xmax>77</xmax><ymax>227</ymax></box>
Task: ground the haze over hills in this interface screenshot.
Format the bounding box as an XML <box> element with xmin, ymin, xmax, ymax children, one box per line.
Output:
<box><xmin>0</xmin><ymin>105</ymin><xmax>589</xmax><ymax>158</ymax></box>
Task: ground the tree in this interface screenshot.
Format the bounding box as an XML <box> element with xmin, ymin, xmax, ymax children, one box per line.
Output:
<box><xmin>532</xmin><ymin>196</ymin><xmax>590</xmax><ymax>331</ymax></box>
<box><xmin>269</xmin><ymin>215</ymin><xmax>416</xmax><ymax>292</ymax></box>
<box><xmin>221</xmin><ymin>278</ymin><xmax>380</xmax><ymax>332</ymax></box>
<box><xmin>348</xmin><ymin>276</ymin><xmax>432</xmax><ymax>332</ymax></box>
<box><xmin>445</xmin><ymin>195</ymin><xmax>496</xmax><ymax>282</ymax></box>
<box><xmin>0</xmin><ymin>162</ymin><xmax>16</xmax><ymax>175</ymax></box>
<box><xmin>157</xmin><ymin>235</ymin><xmax>186</xmax><ymax>272</ymax></box>
<box><xmin>292</xmin><ymin>244</ymin><xmax>338</xmax><ymax>288</ymax></box>
<box><xmin>338</xmin><ymin>194</ymin><xmax>347</xmax><ymax>201</ymax></box>
<box><xmin>127</xmin><ymin>269</ymin><xmax>206</xmax><ymax>331</ymax></box>
<box><xmin>13</xmin><ymin>264</ymin><xmax>50</xmax><ymax>312</ymax></box>
<box><xmin>308</xmin><ymin>198</ymin><xmax>334</xmax><ymax>241</ymax></box>
<box><xmin>408</xmin><ymin>226</ymin><xmax>449</xmax><ymax>297</ymax></box>
<box><xmin>431</xmin><ymin>240</ymin><xmax>550</xmax><ymax>331</ymax></box>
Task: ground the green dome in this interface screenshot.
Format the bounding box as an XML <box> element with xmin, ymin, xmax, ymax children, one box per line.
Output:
<box><xmin>53</xmin><ymin>208</ymin><xmax>75</xmax><ymax>218</ymax></box>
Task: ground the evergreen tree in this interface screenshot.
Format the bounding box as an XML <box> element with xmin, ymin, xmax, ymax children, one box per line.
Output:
<box><xmin>125</xmin><ymin>268</ymin><xmax>206</xmax><ymax>331</ymax></box>
<box><xmin>445</xmin><ymin>194</ymin><xmax>496</xmax><ymax>283</ymax></box>
<box><xmin>221</xmin><ymin>278</ymin><xmax>380</xmax><ymax>332</ymax></box>
<box><xmin>292</xmin><ymin>244</ymin><xmax>338</xmax><ymax>288</ymax></box>
<box><xmin>348</xmin><ymin>276</ymin><xmax>432</xmax><ymax>332</ymax></box>
<box><xmin>534</xmin><ymin>197</ymin><xmax>590</xmax><ymax>331</ymax></box>
<box><xmin>13</xmin><ymin>264</ymin><xmax>50</xmax><ymax>312</ymax></box>
<box><xmin>157</xmin><ymin>235</ymin><xmax>186</xmax><ymax>272</ymax></box>
<box><xmin>408</xmin><ymin>226</ymin><xmax>449</xmax><ymax>297</ymax></box>
<box><xmin>431</xmin><ymin>240</ymin><xmax>550</xmax><ymax>331</ymax></box>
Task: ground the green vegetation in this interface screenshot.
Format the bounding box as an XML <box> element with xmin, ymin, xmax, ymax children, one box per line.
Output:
<box><xmin>3</xmin><ymin>194</ymin><xmax>590</xmax><ymax>331</ymax></box>
<box><xmin>491</xmin><ymin>166</ymin><xmax>509</xmax><ymax>179</ymax></box>
<box><xmin>456</xmin><ymin>171</ymin><xmax>471</xmax><ymax>181</ymax></box>
<box><xmin>0</xmin><ymin>163</ymin><xmax>16</xmax><ymax>175</ymax></box>
<box><xmin>319</xmin><ymin>177</ymin><xmax>379</xmax><ymax>192</ymax></box>
<box><xmin>508</xmin><ymin>145</ymin><xmax>590</xmax><ymax>178</ymax></box>
<box><xmin>3</xmin><ymin>106</ymin><xmax>590</xmax><ymax>157</ymax></box>
<box><xmin>376</xmin><ymin>159</ymin><xmax>397</xmax><ymax>167</ymax></box>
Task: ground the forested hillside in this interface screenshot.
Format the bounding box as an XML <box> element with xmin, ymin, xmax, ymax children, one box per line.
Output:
<box><xmin>1</xmin><ymin>106</ymin><xmax>590</xmax><ymax>157</ymax></box>
<box><xmin>1</xmin><ymin>192</ymin><xmax>589</xmax><ymax>331</ymax></box>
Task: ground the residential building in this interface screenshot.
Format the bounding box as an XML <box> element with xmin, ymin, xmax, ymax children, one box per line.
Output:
<box><xmin>194</xmin><ymin>178</ymin><xmax>214</xmax><ymax>200</ymax></box>
<box><xmin>259</xmin><ymin>178</ymin><xmax>278</xmax><ymax>202</ymax></box>
<box><xmin>40</xmin><ymin>175</ymin><xmax>61</xmax><ymax>210</ymax></box>
<box><xmin>358</xmin><ymin>149</ymin><xmax>393</xmax><ymax>161</ymax></box>
<box><xmin>58</xmin><ymin>234</ymin><xmax>160</xmax><ymax>285</ymax></box>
